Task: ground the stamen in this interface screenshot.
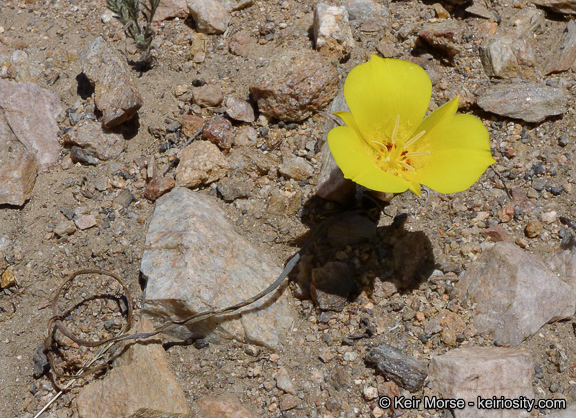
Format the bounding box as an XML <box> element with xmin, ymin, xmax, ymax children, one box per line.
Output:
<box><xmin>371</xmin><ymin>140</ymin><xmax>387</xmax><ymax>148</ymax></box>
<box><xmin>391</xmin><ymin>115</ymin><xmax>400</xmax><ymax>145</ymax></box>
<box><xmin>403</xmin><ymin>130</ymin><xmax>426</xmax><ymax>150</ymax></box>
<box><xmin>399</xmin><ymin>161</ymin><xmax>415</xmax><ymax>171</ymax></box>
<box><xmin>404</xmin><ymin>151</ymin><xmax>431</xmax><ymax>158</ymax></box>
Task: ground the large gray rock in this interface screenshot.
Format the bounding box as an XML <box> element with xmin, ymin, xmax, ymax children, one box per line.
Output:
<box><xmin>456</xmin><ymin>242</ymin><xmax>575</xmax><ymax>346</ymax></box>
<box><xmin>545</xmin><ymin>20</ymin><xmax>576</xmax><ymax>74</ymax></box>
<box><xmin>76</xmin><ymin>319</ymin><xmax>189</xmax><ymax>418</ymax></box>
<box><xmin>141</xmin><ymin>187</ymin><xmax>293</xmax><ymax>349</ymax></box>
<box><xmin>0</xmin><ymin>113</ymin><xmax>37</xmax><ymax>206</ymax></box>
<box><xmin>0</xmin><ymin>79</ymin><xmax>62</xmax><ymax>170</ymax></box>
<box><xmin>429</xmin><ymin>347</ymin><xmax>534</xmax><ymax>418</ymax></box>
<box><xmin>529</xmin><ymin>0</ymin><xmax>576</xmax><ymax>15</ymax></box>
<box><xmin>249</xmin><ymin>50</ymin><xmax>339</xmax><ymax>122</ymax></box>
<box><xmin>80</xmin><ymin>37</ymin><xmax>143</xmax><ymax>128</ymax></box>
<box><xmin>477</xmin><ymin>83</ymin><xmax>571</xmax><ymax>123</ymax></box>
<box><xmin>342</xmin><ymin>0</ymin><xmax>388</xmax><ymax>19</ymax></box>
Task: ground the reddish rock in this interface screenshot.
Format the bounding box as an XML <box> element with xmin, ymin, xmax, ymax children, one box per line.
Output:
<box><xmin>181</xmin><ymin>113</ymin><xmax>204</xmax><ymax>138</ymax></box>
<box><xmin>144</xmin><ymin>176</ymin><xmax>176</xmax><ymax>201</ymax></box>
<box><xmin>229</xmin><ymin>31</ymin><xmax>254</xmax><ymax>57</ymax></box>
<box><xmin>74</xmin><ymin>215</ymin><xmax>97</xmax><ymax>230</ymax></box>
<box><xmin>204</xmin><ymin>117</ymin><xmax>234</xmax><ymax>150</ymax></box>
<box><xmin>249</xmin><ymin>50</ymin><xmax>339</xmax><ymax>122</ymax></box>
<box><xmin>482</xmin><ymin>224</ymin><xmax>512</xmax><ymax>242</ymax></box>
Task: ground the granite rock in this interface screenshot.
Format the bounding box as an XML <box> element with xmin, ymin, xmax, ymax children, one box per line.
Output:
<box><xmin>0</xmin><ymin>78</ymin><xmax>62</xmax><ymax>170</ymax></box>
<box><xmin>529</xmin><ymin>0</ymin><xmax>576</xmax><ymax>15</ymax></box>
<box><xmin>545</xmin><ymin>20</ymin><xmax>576</xmax><ymax>74</ymax></box>
<box><xmin>429</xmin><ymin>347</ymin><xmax>534</xmax><ymax>418</ymax></box>
<box><xmin>249</xmin><ymin>50</ymin><xmax>339</xmax><ymax>122</ymax></box>
<box><xmin>455</xmin><ymin>242</ymin><xmax>575</xmax><ymax>345</ymax></box>
<box><xmin>141</xmin><ymin>187</ymin><xmax>293</xmax><ymax>348</ymax></box>
<box><xmin>313</xmin><ymin>4</ymin><xmax>355</xmax><ymax>60</ymax></box>
<box><xmin>175</xmin><ymin>140</ymin><xmax>230</xmax><ymax>188</ymax></box>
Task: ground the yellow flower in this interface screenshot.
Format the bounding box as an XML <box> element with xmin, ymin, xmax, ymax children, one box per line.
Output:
<box><xmin>327</xmin><ymin>56</ymin><xmax>495</xmax><ymax>196</ymax></box>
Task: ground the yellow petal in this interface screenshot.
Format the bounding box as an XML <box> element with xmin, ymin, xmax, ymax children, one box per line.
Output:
<box><xmin>409</xmin><ymin>97</ymin><xmax>459</xmax><ymax>151</ymax></box>
<box><xmin>406</xmin><ymin>114</ymin><xmax>495</xmax><ymax>194</ymax></box>
<box><xmin>328</xmin><ymin>125</ymin><xmax>411</xmax><ymax>193</ymax></box>
<box><xmin>344</xmin><ymin>56</ymin><xmax>432</xmax><ymax>145</ymax></box>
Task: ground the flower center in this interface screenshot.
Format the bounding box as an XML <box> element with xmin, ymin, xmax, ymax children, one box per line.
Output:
<box><xmin>369</xmin><ymin>115</ymin><xmax>430</xmax><ymax>174</ymax></box>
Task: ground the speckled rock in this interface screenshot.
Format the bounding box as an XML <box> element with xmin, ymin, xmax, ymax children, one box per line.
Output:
<box><xmin>477</xmin><ymin>82</ymin><xmax>571</xmax><ymax>123</ymax></box>
<box><xmin>429</xmin><ymin>347</ymin><xmax>534</xmax><ymax>418</ymax></box>
<box><xmin>76</xmin><ymin>319</ymin><xmax>189</xmax><ymax>418</ymax></box>
<box><xmin>63</xmin><ymin>120</ymin><xmax>125</xmax><ymax>161</ymax></box>
<box><xmin>80</xmin><ymin>37</ymin><xmax>143</xmax><ymax>128</ymax></box>
<box><xmin>175</xmin><ymin>140</ymin><xmax>230</xmax><ymax>188</ymax></box>
<box><xmin>141</xmin><ymin>187</ymin><xmax>293</xmax><ymax>348</ymax></box>
<box><xmin>529</xmin><ymin>0</ymin><xmax>576</xmax><ymax>15</ymax></box>
<box><xmin>249</xmin><ymin>50</ymin><xmax>339</xmax><ymax>122</ymax></box>
<box><xmin>479</xmin><ymin>33</ymin><xmax>537</xmax><ymax>78</ymax></box>
<box><xmin>365</xmin><ymin>343</ymin><xmax>427</xmax><ymax>392</ymax></box>
<box><xmin>313</xmin><ymin>4</ymin><xmax>355</xmax><ymax>60</ymax></box>
<box><xmin>0</xmin><ymin>78</ymin><xmax>62</xmax><ymax>170</ymax></box>
<box><xmin>228</xmin><ymin>31</ymin><xmax>255</xmax><ymax>57</ymax></box>
<box><xmin>455</xmin><ymin>242</ymin><xmax>575</xmax><ymax>346</ymax></box>
<box><xmin>217</xmin><ymin>174</ymin><xmax>254</xmax><ymax>201</ymax></box>
<box><xmin>187</xmin><ymin>0</ymin><xmax>230</xmax><ymax>34</ymax></box>
<box><xmin>342</xmin><ymin>0</ymin><xmax>388</xmax><ymax>19</ymax></box>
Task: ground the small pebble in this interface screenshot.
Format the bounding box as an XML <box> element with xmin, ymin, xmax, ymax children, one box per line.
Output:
<box><xmin>525</xmin><ymin>220</ymin><xmax>543</xmax><ymax>238</ymax></box>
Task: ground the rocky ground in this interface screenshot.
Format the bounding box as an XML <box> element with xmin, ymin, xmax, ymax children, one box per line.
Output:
<box><xmin>4</xmin><ymin>0</ymin><xmax>576</xmax><ymax>417</ymax></box>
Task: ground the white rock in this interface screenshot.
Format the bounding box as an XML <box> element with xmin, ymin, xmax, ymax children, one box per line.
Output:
<box><xmin>313</xmin><ymin>3</ymin><xmax>354</xmax><ymax>58</ymax></box>
<box><xmin>187</xmin><ymin>0</ymin><xmax>230</xmax><ymax>34</ymax></box>
<box><xmin>141</xmin><ymin>187</ymin><xmax>293</xmax><ymax>349</ymax></box>
<box><xmin>275</xmin><ymin>367</ymin><xmax>296</xmax><ymax>394</ymax></box>
<box><xmin>429</xmin><ymin>347</ymin><xmax>534</xmax><ymax>418</ymax></box>
<box><xmin>541</xmin><ymin>210</ymin><xmax>558</xmax><ymax>224</ymax></box>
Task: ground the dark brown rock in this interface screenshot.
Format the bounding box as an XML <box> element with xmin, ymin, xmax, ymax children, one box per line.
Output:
<box><xmin>144</xmin><ymin>176</ymin><xmax>176</xmax><ymax>201</ymax></box>
<box><xmin>249</xmin><ymin>50</ymin><xmax>339</xmax><ymax>122</ymax></box>
<box><xmin>311</xmin><ymin>262</ymin><xmax>357</xmax><ymax>312</ymax></box>
<box><xmin>80</xmin><ymin>37</ymin><xmax>143</xmax><ymax>128</ymax></box>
